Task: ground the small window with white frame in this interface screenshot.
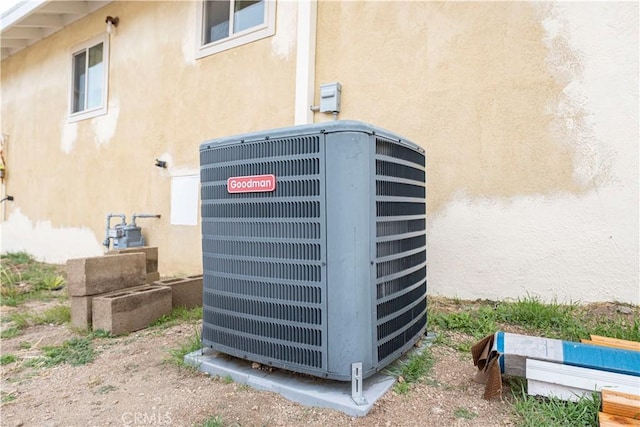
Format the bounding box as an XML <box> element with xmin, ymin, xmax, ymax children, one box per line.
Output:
<box><xmin>69</xmin><ymin>34</ymin><xmax>109</xmax><ymax>122</ymax></box>
<box><xmin>197</xmin><ymin>0</ymin><xmax>276</xmax><ymax>58</ymax></box>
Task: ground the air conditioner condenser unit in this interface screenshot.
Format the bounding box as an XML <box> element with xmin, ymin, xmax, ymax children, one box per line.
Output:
<box><xmin>199</xmin><ymin>120</ymin><xmax>427</xmax><ymax>381</ymax></box>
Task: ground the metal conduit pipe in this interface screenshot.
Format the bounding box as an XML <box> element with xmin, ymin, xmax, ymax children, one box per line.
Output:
<box><xmin>103</xmin><ymin>213</ymin><xmax>126</xmax><ymax>249</ymax></box>
<box><xmin>131</xmin><ymin>213</ymin><xmax>161</xmax><ymax>226</ymax></box>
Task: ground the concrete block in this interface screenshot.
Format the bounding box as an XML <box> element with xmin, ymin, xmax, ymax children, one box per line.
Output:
<box><xmin>108</xmin><ymin>246</ymin><xmax>158</xmax><ymax>274</ymax></box>
<box><xmin>70</xmin><ymin>296</ymin><xmax>93</xmax><ymax>330</ymax></box>
<box><xmin>146</xmin><ymin>271</ymin><xmax>161</xmax><ymax>284</ymax></box>
<box><xmin>154</xmin><ymin>275</ymin><xmax>203</xmax><ymax>309</ymax></box>
<box><xmin>67</xmin><ymin>253</ymin><xmax>146</xmax><ymax>297</ymax></box>
<box><xmin>92</xmin><ymin>285</ymin><xmax>172</xmax><ymax>335</ymax></box>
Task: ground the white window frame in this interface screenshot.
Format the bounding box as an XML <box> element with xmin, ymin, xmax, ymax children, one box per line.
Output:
<box><xmin>68</xmin><ymin>34</ymin><xmax>109</xmax><ymax>123</ymax></box>
<box><xmin>196</xmin><ymin>0</ymin><xmax>276</xmax><ymax>59</ymax></box>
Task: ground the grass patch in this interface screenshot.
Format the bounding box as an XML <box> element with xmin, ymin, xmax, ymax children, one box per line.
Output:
<box><xmin>27</xmin><ymin>337</ymin><xmax>96</xmax><ymax>368</ymax></box>
<box><xmin>429</xmin><ymin>296</ymin><xmax>640</xmax><ymax>344</ymax></box>
<box><xmin>386</xmin><ymin>347</ymin><xmax>435</xmax><ymax>394</ymax></box>
<box><xmin>511</xmin><ymin>380</ymin><xmax>599</xmax><ymax>427</ymax></box>
<box><xmin>90</xmin><ymin>329</ymin><xmax>113</xmax><ymax>339</ymax></box>
<box><xmin>96</xmin><ymin>385</ymin><xmax>117</xmax><ymax>394</ymax></box>
<box><xmin>1</xmin><ymin>391</ymin><xmax>17</xmax><ymax>403</ymax></box>
<box><xmin>428</xmin><ymin>309</ymin><xmax>498</xmax><ymax>339</ymax></box>
<box><xmin>0</xmin><ymin>354</ymin><xmax>18</xmax><ymax>365</ymax></box>
<box><xmin>36</xmin><ymin>305</ymin><xmax>70</xmax><ymax>325</ymax></box>
<box><xmin>151</xmin><ymin>306</ymin><xmax>203</xmax><ymax>328</ymax></box>
<box><xmin>0</xmin><ymin>326</ymin><xmax>22</xmax><ymax>339</ymax></box>
<box><xmin>166</xmin><ymin>328</ymin><xmax>202</xmax><ymax>368</ymax></box>
<box><xmin>221</xmin><ymin>375</ymin><xmax>233</xmax><ymax>384</ymax></box>
<box><xmin>6</xmin><ymin>305</ymin><xmax>70</xmax><ymax>330</ymax></box>
<box><xmin>0</xmin><ymin>252</ymin><xmax>66</xmax><ymax>306</ymax></box>
<box><xmin>454</xmin><ymin>407</ymin><xmax>478</xmax><ymax>420</ymax></box>
<box><xmin>196</xmin><ymin>415</ymin><xmax>224</xmax><ymax>427</ymax></box>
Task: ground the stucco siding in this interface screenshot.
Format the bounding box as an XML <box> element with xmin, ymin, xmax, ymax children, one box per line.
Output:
<box><xmin>314</xmin><ymin>1</ymin><xmax>639</xmax><ymax>303</ymax></box>
<box><xmin>2</xmin><ymin>1</ymin><xmax>637</xmax><ymax>303</ymax></box>
<box><xmin>1</xmin><ymin>0</ymin><xmax>298</xmax><ymax>270</ymax></box>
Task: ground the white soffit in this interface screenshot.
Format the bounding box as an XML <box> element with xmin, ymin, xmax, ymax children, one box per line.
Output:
<box><xmin>1</xmin><ymin>0</ymin><xmax>112</xmax><ymax>60</ymax></box>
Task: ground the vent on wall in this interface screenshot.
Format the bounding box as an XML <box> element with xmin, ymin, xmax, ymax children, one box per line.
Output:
<box><xmin>200</xmin><ymin>120</ymin><xmax>427</xmax><ymax>381</ymax></box>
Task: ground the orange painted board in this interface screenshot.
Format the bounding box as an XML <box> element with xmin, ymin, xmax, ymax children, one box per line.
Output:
<box><xmin>599</xmin><ymin>412</ymin><xmax>640</xmax><ymax>426</ymax></box>
<box><xmin>588</xmin><ymin>335</ymin><xmax>640</xmax><ymax>352</ymax></box>
<box><xmin>602</xmin><ymin>389</ymin><xmax>640</xmax><ymax>420</ymax></box>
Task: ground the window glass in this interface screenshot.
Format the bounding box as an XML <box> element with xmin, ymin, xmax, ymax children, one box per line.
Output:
<box><xmin>204</xmin><ymin>0</ymin><xmax>231</xmax><ymax>44</ymax></box>
<box><xmin>198</xmin><ymin>0</ymin><xmax>274</xmax><ymax>58</ymax></box>
<box><xmin>69</xmin><ymin>36</ymin><xmax>108</xmax><ymax>121</ymax></box>
<box><xmin>86</xmin><ymin>43</ymin><xmax>104</xmax><ymax>110</ymax></box>
<box><xmin>233</xmin><ymin>1</ymin><xmax>264</xmax><ymax>33</ymax></box>
<box><xmin>72</xmin><ymin>51</ymin><xmax>87</xmax><ymax>113</ymax></box>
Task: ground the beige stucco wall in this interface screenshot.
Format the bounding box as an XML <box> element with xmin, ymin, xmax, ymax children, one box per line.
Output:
<box><xmin>314</xmin><ymin>1</ymin><xmax>638</xmax><ymax>303</ymax></box>
<box><xmin>315</xmin><ymin>1</ymin><xmax>583</xmax><ymax>212</ymax></box>
<box><xmin>2</xmin><ymin>1</ymin><xmax>638</xmax><ymax>303</ymax></box>
<box><xmin>1</xmin><ymin>1</ymin><xmax>298</xmax><ymax>273</ymax></box>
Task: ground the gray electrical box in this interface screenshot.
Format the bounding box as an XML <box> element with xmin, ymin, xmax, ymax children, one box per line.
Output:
<box><xmin>319</xmin><ymin>82</ymin><xmax>342</xmax><ymax>113</ymax></box>
<box><xmin>199</xmin><ymin>120</ymin><xmax>427</xmax><ymax>381</ymax></box>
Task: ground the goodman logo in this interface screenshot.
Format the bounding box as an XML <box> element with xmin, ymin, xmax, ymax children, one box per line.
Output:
<box><xmin>227</xmin><ymin>174</ymin><xmax>276</xmax><ymax>194</ymax></box>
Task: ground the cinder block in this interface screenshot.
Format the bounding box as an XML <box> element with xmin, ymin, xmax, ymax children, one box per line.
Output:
<box><xmin>67</xmin><ymin>253</ymin><xmax>146</xmax><ymax>296</ymax></box>
<box><xmin>108</xmin><ymin>247</ymin><xmax>158</xmax><ymax>274</ymax></box>
<box><xmin>154</xmin><ymin>275</ymin><xmax>203</xmax><ymax>309</ymax></box>
<box><xmin>70</xmin><ymin>296</ymin><xmax>93</xmax><ymax>329</ymax></box>
<box><xmin>146</xmin><ymin>271</ymin><xmax>161</xmax><ymax>284</ymax></box>
<box><xmin>92</xmin><ymin>285</ymin><xmax>172</xmax><ymax>335</ymax></box>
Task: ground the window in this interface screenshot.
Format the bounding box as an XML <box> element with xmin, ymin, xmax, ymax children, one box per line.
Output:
<box><xmin>69</xmin><ymin>35</ymin><xmax>109</xmax><ymax>122</ymax></box>
<box><xmin>197</xmin><ymin>0</ymin><xmax>276</xmax><ymax>58</ymax></box>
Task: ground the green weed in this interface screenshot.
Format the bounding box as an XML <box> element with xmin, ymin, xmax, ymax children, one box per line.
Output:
<box><xmin>36</xmin><ymin>305</ymin><xmax>70</xmax><ymax>325</ymax></box>
<box><xmin>90</xmin><ymin>329</ymin><xmax>113</xmax><ymax>339</ymax></box>
<box><xmin>96</xmin><ymin>385</ymin><xmax>117</xmax><ymax>394</ymax></box>
<box><xmin>454</xmin><ymin>407</ymin><xmax>478</xmax><ymax>420</ymax></box>
<box><xmin>6</xmin><ymin>305</ymin><xmax>69</xmax><ymax>330</ymax></box>
<box><xmin>0</xmin><ymin>252</ymin><xmax>66</xmax><ymax>306</ymax></box>
<box><xmin>166</xmin><ymin>328</ymin><xmax>202</xmax><ymax>368</ymax></box>
<box><xmin>428</xmin><ymin>309</ymin><xmax>497</xmax><ymax>339</ymax></box>
<box><xmin>7</xmin><ymin>312</ymin><xmax>29</xmax><ymax>328</ymax></box>
<box><xmin>1</xmin><ymin>391</ymin><xmax>17</xmax><ymax>403</ymax></box>
<box><xmin>0</xmin><ymin>326</ymin><xmax>22</xmax><ymax>339</ymax></box>
<box><xmin>386</xmin><ymin>347</ymin><xmax>435</xmax><ymax>394</ymax></box>
<box><xmin>152</xmin><ymin>306</ymin><xmax>203</xmax><ymax>328</ymax></box>
<box><xmin>195</xmin><ymin>415</ymin><xmax>224</xmax><ymax>427</ymax></box>
<box><xmin>429</xmin><ymin>296</ymin><xmax>640</xmax><ymax>343</ymax></box>
<box><xmin>511</xmin><ymin>380</ymin><xmax>599</xmax><ymax>427</ymax></box>
<box><xmin>2</xmin><ymin>252</ymin><xmax>33</xmax><ymax>264</ymax></box>
<box><xmin>34</xmin><ymin>337</ymin><xmax>96</xmax><ymax>367</ymax></box>
<box><xmin>0</xmin><ymin>354</ymin><xmax>18</xmax><ymax>365</ymax></box>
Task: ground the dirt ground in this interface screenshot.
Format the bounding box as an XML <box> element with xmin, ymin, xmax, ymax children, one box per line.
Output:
<box><xmin>0</xmin><ymin>296</ymin><xmax>522</xmax><ymax>427</ymax></box>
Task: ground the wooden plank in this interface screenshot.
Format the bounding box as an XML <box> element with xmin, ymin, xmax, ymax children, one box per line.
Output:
<box><xmin>602</xmin><ymin>389</ymin><xmax>640</xmax><ymax>420</ymax></box>
<box><xmin>525</xmin><ymin>359</ymin><xmax>640</xmax><ymax>401</ymax></box>
<box><xmin>589</xmin><ymin>335</ymin><xmax>640</xmax><ymax>352</ymax></box>
<box><xmin>599</xmin><ymin>412</ymin><xmax>640</xmax><ymax>426</ymax></box>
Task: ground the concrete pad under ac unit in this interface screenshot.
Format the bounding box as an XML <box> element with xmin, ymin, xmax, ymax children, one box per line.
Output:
<box><xmin>184</xmin><ymin>348</ymin><xmax>396</xmax><ymax>417</ymax></box>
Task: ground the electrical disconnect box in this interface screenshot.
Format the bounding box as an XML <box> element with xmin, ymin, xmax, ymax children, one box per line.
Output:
<box><xmin>199</xmin><ymin>120</ymin><xmax>427</xmax><ymax>382</ymax></box>
<box><xmin>319</xmin><ymin>82</ymin><xmax>342</xmax><ymax>113</ymax></box>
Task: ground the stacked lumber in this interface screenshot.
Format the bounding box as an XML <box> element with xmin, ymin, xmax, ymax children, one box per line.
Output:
<box><xmin>599</xmin><ymin>389</ymin><xmax>640</xmax><ymax>426</ymax></box>
<box><xmin>471</xmin><ymin>332</ymin><xmax>640</xmax><ymax>406</ymax></box>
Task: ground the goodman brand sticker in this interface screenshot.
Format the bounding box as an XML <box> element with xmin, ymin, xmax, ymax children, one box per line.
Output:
<box><xmin>227</xmin><ymin>174</ymin><xmax>276</xmax><ymax>193</ymax></box>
